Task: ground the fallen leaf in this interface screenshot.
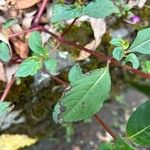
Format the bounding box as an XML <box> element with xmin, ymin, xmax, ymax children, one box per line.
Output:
<box><xmin>22</xmin><ymin>10</ymin><xmax>37</xmax><ymax>29</ymax></box>
<box><xmin>12</xmin><ymin>39</ymin><xmax>29</xmax><ymax>59</ymax></box>
<box><xmin>0</xmin><ymin>61</ymin><xmax>7</xmax><ymax>82</ymax></box>
<box><xmin>90</xmin><ymin>18</ymin><xmax>106</xmax><ymax>47</ymax></box>
<box><xmin>76</xmin><ymin>18</ymin><xmax>106</xmax><ymax>61</ymax></box>
<box><xmin>0</xmin><ymin>134</ymin><xmax>37</xmax><ymax>150</ymax></box>
<box><xmin>15</xmin><ymin>0</ymin><xmax>41</xmax><ymax>9</ymax></box>
<box><xmin>76</xmin><ymin>40</ymin><xmax>96</xmax><ymax>61</ymax></box>
<box><xmin>5</xmin><ymin>64</ymin><xmax>19</xmax><ymax>82</ymax></box>
<box><xmin>128</xmin><ymin>0</ymin><xmax>147</xmax><ymax>8</ymax></box>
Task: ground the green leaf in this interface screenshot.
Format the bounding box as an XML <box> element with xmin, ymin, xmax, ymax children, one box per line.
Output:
<box><xmin>51</xmin><ymin>4</ymin><xmax>82</xmax><ymax>23</ymax></box>
<box><xmin>110</xmin><ymin>38</ymin><xmax>123</xmax><ymax>47</ymax></box>
<box><xmin>2</xmin><ymin>19</ymin><xmax>17</xmax><ymax>30</ymax></box>
<box><xmin>68</xmin><ymin>64</ymin><xmax>83</xmax><ymax>82</ymax></box>
<box><xmin>44</xmin><ymin>58</ymin><xmax>59</xmax><ymax>76</ymax></box>
<box><xmin>114</xmin><ymin>138</ymin><xmax>134</xmax><ymax>150</ymax></box>
<box><xmin>83</xmin><ymin>0</ymin><xmax>118</xmax><ymax>18</ymax></box>
<box><xmin>15</xmin><ymin>57</ymin><xmax>42</xmax><ymax>77</ymax></box>
<box><xmin>0</xmin><ymin>102</ymin><xmax>11</xmax><ymax>116</ymax></box>
<box><xmin>51</xmin><ymin>0</ymin><xmax>118</xmax><ymax>23</ymax></box>
<box><xmin>129</xmin><ymin>28</ymin><xmax>150</xmax><ymax>54</ymax></box>
<box><xmin>124</xmin><ymin>53</ymin><xmax>139</xmax><ymax>69</ymax></box>
<box><xmin>112</xmin><ymin>47</ymin><xmax>124</xmax><ymax>61</ymax></box>
<box><xmin>97</xmin><ymin>138</ymin><xmax>134</xmax><ymax>150</ymax></box>
<box><xmin>97</xmin><ymin>142</ymin><xmax>113</xmax><ymax>150</ymax></box>
<box><xmin>0</xmin><ymin>101</ymin><xmax>12</xmax><ymax>124</ymax></box>
<box><xmin>0</xmin><ymin>42</ymin><xmax>11</xmax><ymax>62</ymax></box>
<box><xmin>53</xmin><ymin>67</ymin><xmax>111</xmax><ymax>123</ymax></box>
<box><xmin>28</xmin><ymin>31</ymin><xmax>44</xmax><ymax>55</ymax></box>
<box><xmin>126</xmin><ymin>100</ymin><xmax>150</xmax><ymax>146</ymax></box>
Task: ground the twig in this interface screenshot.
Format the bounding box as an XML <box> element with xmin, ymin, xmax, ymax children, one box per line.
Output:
<box><xmin>94</xmin><ymin>114</ymin><xmax>117</xmax><ymax>140</ymax></box>
<box><xmin>9</xmin><ymin>26</ymin><xmax>42</xmax><ymax>38</ymax></box>
<box><xmin>42</xmin><ymin>28</ymin><xmax>150</xmax><ymax>79</ymax></box>
<box><xmin>0</xmin><ymin>77</ymin><xmax>15</xmax><ymax>101</ymax></box>
<box><xmin>33</xmin><ymin>0</ymin><xmax>49</xmax><ymax>26</ymax></box>
<box><xmin>52</xmin><ymin>76</ymin><xmax>68</xmax><ymax>87</ymax></box>
<box><xmin>61</xmin><ymin>18</ymin><xmax>78</xmax><ymax>37</ymax></box>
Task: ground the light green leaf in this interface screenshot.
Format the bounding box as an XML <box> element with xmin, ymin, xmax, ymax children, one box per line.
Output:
<box><xmin>28</xmin><ymin>31</ymin><xmax>44</xmax><ymax>55</ymax></box>
<box><xmin>97</xmin><ymin>138</ymin><xmax>134</xmax><ymax>150</ymax></box>
<box><xmin>53</xmin><ymin>67</ymin><xmax>111</xmax><ymax>123</ymax></box>
<box><xmin>51</xmin><ymin>4</ymin><xmax>82</xmax><ymax>23</ymax></box>
<box><xmin>114</xmin><ymin>138</ymin><xmax>134</xmax><ymax>150</ymax></box>
<box><xmin>15</xmin><ymin>57</ymin><xmax>42</xmax><ymax>77</ymax></box>
<box><xmin>68</xmin><ymin>64</ymin><xmax>83</xmax><ymax>82</ymax></box>
<box><xmin>129</xmin><ymin>28</ymin><xmax>150</xmax><ymax>54</ymax></box>
<box><xmin>2</xmin><ymin>19</ymin><xmax>17</xmax><ymax>30</ymax></box>
<box><xmin>126</xmin><ymin>100</ymin><xmax>150</xmax><ymax>146</ymax></box>
<box><xmin>0</xmin><ymin>102</ymin><xmax>11</xmax><ymax>116</ymax></box>
<box><xmin>83</xmin><ymin>0</ymin><xmax>118</xmax><ymax>18</ymax></box>
<box><xmin>44</xmin><ymin>58</ymin><xmax>59</xmax><ymax>76</ymax></box>
<box><xmin>0</xmin><ymin>42</ymin><xmax>11</xmax><ymax>62</ymax></box>
<box><xmin>0</xmin><ymin>102</ymin><xmax>12</xmax><ymax>124</ymax></box>
<box><xmin>51</xmin><ymin>0</ymin><xmax>118</xmax><ymax>23</ymax></box>
<box><xmin>97</xmin><ymin>142</ymin><xmax>113</xmax><ymax>150</ymax></box>
<box><xmin>110</xmin><ymin>38</ymin><xmax>123</xmax><ymax>47</ymax></box>
<box><xmin>112</xmin><ymin>47</ymin><xmax>124</xmax><ymax>61</ymax></box>
<box><xmin>124</xmin><ymin>53</ymin><xmax>139</xmax><ymax>69</ymax></box>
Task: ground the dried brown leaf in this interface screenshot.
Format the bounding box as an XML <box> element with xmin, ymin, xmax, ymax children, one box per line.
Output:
<box><xmin>76</xmin><ymin>40</ymin><xmax>96</xmax><ymax>61</ymax></box>
<box><xmin>0</xmin><ymin>61</ymin><xmax>7</xmax><ymax>82</ymax></box>
<box><xmin>15</xmin><ymin>0</ymin><xmax>41</xmax><ymax>9</ymax></box>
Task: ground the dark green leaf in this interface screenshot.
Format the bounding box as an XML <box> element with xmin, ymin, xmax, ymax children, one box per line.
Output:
<box><xmin>129</xmin><ymin>28</ymin><xmax>150</xmax><ymax>54</ymax></box>
<box><xmin>0</xmin><ymin>42</ymin><xmax>11</xmax><ymax>62</ymax></box>
<box><xmin>124</xmin><ymin>53</ymin><xmax>139</xmax><ymax>69</ymax></box>
<box><xmin>126</xmin><ymin>100</ymin><xmax>150</xmax><ymax>146</ymax></box>
<box><xmin>28</xmin><ymin>31</ymin><xmax>44</xmax><ymax>55</ymax></box>
<box><xmin>112</xmin><ymin>47</ymin><xmax>124</xmax><ymax>61</ymax></box>
<box><xmin>15</xmin><ymin>57</ymin><xmax>42</xmax><ymax>77</ymax></box>
<box><xmin>53</xmin><ymin>67</ymin><xmax>111</xmax><ymax>123</ymax></box>
<box><xmin>68</xmin><ymin>64</ymin><xmax>83</xmax><ymax>82</ymax></box>
<box><xmin>44</xmin><ymin>58</ymin><xmax>59</xmax><ymax>76</ymax></box>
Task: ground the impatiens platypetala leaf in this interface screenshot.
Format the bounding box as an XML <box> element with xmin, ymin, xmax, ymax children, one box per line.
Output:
<box><xmin>129</xmin><ymin>28</ymin><xmax>150</xmax><ymax>54</ymax></box>
<box><xmin>53</xmin><ymin>67</ymin><xmax>111</xmax><ymax>123</ymax></box>
<box><xmin>126</xmin><ymin>100</ymin><xmax>150</xmax><ymax>147</ymax></box>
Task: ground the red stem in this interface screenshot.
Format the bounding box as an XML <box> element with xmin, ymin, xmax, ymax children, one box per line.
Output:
<box><xmin>0</xmin><ymin>77</ymin><xmax>15</xmax><ymax>101</ymax></box>
<box><xmin>9</xmin><ymin>26</ymin><xmax>42</xmax><ymax>38</ymax></box>
<box><xmin>42</xmin><ymin>28</ymin><xmax>150</xmax><ymax>79</ymax></box>
<box><xmin>94</xmin><ymin>114</ymin><xmax>117</xmax><ymax>140</ymax></box>
<box><xmin>32</xmin><ymin>0</ymin><xmax>49</xmax><ymax>26</ymax></box>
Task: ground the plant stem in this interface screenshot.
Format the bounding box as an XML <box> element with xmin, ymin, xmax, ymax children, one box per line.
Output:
<box><xmin>0</xmin><ymin>77</ymin><xmax>15</xmax><ymax>101</ymax></box>
<box><xmin>32</xmin><ymin>0</ymin><xmax>49</xmax><ymax>26</ymax></box>
<box><xmin>52</xmin><ymin>76</ymin><xmax>68</xmax><ymax>87</ymax></box>
<box><xmin>42</xmin><ymin>28</ymin><xmax>150</xmax><ymax>79</ymax></box>
<box><xmin>9</xmin><ymin>26</ymin><xmax>42</xmax><ymax>38</ymax></box>
<box><xmin>94</xmin><ymin>114</ymin><xmax>117</xmax><ymax>140</ymax></box>
<box><xmin>61</xmin><ymin>18</ymin><xmax>78</xmax><ymax>37</ymax></box>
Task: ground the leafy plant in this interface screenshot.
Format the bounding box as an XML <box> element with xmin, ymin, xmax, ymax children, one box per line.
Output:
<box><xmin>0</xmin><ymin>0</ymin><xmax>150</xmax><ymax>149</ymax></box>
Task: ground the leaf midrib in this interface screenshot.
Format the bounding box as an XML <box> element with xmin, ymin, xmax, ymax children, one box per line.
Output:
<box><xmin>128</xmin><ymin>124</ymin><xmax>150</xmax><ymax>139</ymax></box>
<box><xmin>130</xmin><ymin>38</ymin><xmax>150</xmax><ymax>51</ymax></box>
<box><xmin>65</xmin><ymin>68</ymin><xmax>108</xmax><ymax>117</ymax></box>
